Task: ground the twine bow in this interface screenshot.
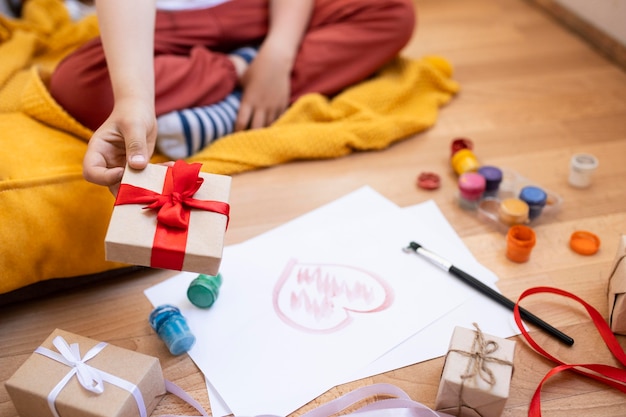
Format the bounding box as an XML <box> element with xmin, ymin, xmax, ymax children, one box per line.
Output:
<box><xmin>35</xmin><ymin>336</ymin><xmax>148</xmax><ymax>417</ymax></box>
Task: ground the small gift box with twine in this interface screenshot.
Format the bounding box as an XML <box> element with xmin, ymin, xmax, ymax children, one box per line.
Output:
<box><xmin>608</xmin><ymin>234</ymin><xmax>626</xmax><ymax>335</ymax></box>
<box><xmin>105</xmin><ymin>160</ymin><xmax>231</xmax><ymax>276</ymax></box>
<box><xmin>5</xmin><ymin>329</ymin><xmax>166</xmax><ymax>417</ymax></box>
<box><xmin>435</xmin><ymin>324</ymin><xmax>516</xmax><ymax>417</ymax></box>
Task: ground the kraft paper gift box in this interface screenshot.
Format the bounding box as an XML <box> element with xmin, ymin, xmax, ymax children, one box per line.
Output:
<box><xmin>435</xmin><ymin>325</ymin><xmax>515</xmax><ymax>417</ymax></box>
<box><xmin>5</xmin><ymin>329</ymin><xmax>166</xmax><ymax>417</ymax></box>
<box><xmin>105</xmin><ymin>160</ymin><xmax>231</xmax><ymax>276</ymax></box>
<box><xmin>608</xmin><ymin>234</ymin><xmax>626</xmax><ymax>335</ymax></box>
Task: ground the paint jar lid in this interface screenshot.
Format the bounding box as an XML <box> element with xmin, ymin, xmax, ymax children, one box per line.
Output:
<box><xmin>417</xmin><ymin>172</ymin><xmax>441</xmax><ymax>190</ymax></box>
<box><xmin>477</xmin><ymin>166</ymin><xmax>503</xmax><ymax>191</ymax></box>
<box><xmin>458</xmin><ymin>172</ymin><xmax>486</xmax><ymax>200</ymax></box>
<box><xmin>187</xmin><ymin>273</ymin><xmax>223</xmax><ymax>308</ymax></box>
<box><xmin>569</xmin><ymin>231</ymin><xmax>600</xmax><ymax>255</ymax></box>
<box><xmin>519</xmin><ymin>186</ymin><xmax>547</xmax><ymax>206</ymax></box>
<box><xmin>149</xmin><ymin>304</ymin><xmax>181</xmax><ymax>332</ymax></box>
<box><xmin>451</xmin><ymin>138</ymin><xmax>474</xmax><ymax>156</ymax></box>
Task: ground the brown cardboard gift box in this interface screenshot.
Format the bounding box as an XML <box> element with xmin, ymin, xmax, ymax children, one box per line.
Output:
<box><xmin>5</xmin><ymin>329</ymin><xmax>166</xmax><ymax>417</ymax></box>
<box><xmin>435</xmin><ymin>325</ymin><xmax>515</xmax><ymax>417</ymax></box>
<box><xmin>608</xmin><ymin>234</ymin><xmax>626</xmax><ymax>335</ymax></box>
<box><xmin>105</xmin><ymin>161</ymin><xmax>231</xmax><ymax>276</ymax></box>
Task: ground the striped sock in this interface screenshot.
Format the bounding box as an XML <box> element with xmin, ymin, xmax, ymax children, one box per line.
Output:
<box><xmin>156</xmin><ymin>91</ymin><xmax>242</xmax><ymax>159</ymax></box>
<box><xmin>229</xmin><ymin>46</ymin><xmax>257</xmax><ymax>64</ymax></box>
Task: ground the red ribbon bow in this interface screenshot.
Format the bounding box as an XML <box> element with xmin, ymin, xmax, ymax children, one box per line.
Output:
<box><xmin>114</xmin><ymin>161</ymin><xmax>230</xmax><ymax>270</ymax></box>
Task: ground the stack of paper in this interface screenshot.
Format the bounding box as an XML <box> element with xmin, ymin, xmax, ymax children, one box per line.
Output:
<box><xmin>144</xmin><ymin>187</ymin><xmax>519</xmax><ymax>416</ymax></box>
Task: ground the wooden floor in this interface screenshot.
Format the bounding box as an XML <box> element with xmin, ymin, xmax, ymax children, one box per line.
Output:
<box><xmin>2</xmin><ymin>0</ymin><xmax>625</xmax><ymax>415</ymax></box>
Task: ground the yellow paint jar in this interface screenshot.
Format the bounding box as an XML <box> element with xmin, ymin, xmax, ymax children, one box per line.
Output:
<box><xmin>450</xmin><ymin>148</ymin><xmax>480</xmax><ymax>175</ymax></box>
<box><xmin>498</xmin><ymin>198</ymin><xmax>529</xmax><ymax>225</ymax></box>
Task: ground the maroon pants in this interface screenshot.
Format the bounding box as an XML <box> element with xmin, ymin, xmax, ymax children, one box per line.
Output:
<box><xmin>50</xmin><ymin>0</ymin><xmax>416</xmax><ymax>130</ymax></box>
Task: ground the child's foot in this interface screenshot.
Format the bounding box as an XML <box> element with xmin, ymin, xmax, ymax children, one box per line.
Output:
<box><xmin>155</xmin><ymin>91</ymin><xmax>242</xmax><ymax>159</ymax></box>
<box><xmin>228</xmin><ymin>46</ymin><xmax>257</xmax><ymax>81</ymax></box>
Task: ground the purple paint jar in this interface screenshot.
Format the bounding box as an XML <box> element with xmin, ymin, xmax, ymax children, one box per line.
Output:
<box><xmin>477</xmin><ymin>165</ymin><xmax>503</xmax><ymax>197</ymax></box>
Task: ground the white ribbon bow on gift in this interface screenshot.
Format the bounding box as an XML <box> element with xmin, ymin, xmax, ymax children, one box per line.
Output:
<box><xmin>35</xmin><ymin>336</ymin><xmax>450</xmax><ymax>417</ymax></box>
<box><xmin>35</xmin><ymin>336</ymin><xmax>148</xmax><ymax>417</ymax></box>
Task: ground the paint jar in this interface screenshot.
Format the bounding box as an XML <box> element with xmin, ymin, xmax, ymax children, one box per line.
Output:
<box><xmin>477</xmin><ymin>165</ymin><xmax>503</xmax><ymax>198</ymax></box>
<box><xmin>458</xmin><ymin>172</ymin><xmax>486</xmax><ymax>210</ymax></box>
<box><xmin>187</xmin><ymin>273</ymin><xmax>222</xmax><ymax>309</ymax></box>
<box><xmin>568</xmin><ymin>153</ymin><xmax>598</xmax><ymax>188</ymax></box>
<box><xmin>149</xmin><ymin>305</ymin><xmax>195</xmax><ymax>355</ymax></box>
<box><xmin>498</xmin><ymin>198</ymin><xmax>529</xmax><ymax>226</ymax></box>
<box><xmin>450</xmin><ymin>138</ymin><xmax>474</xmax><ymax>156</ymax></box>
<box><xmin>506</xmin><ymin>225</ymin><xmax>536</xmax><ymax>263</ymax></box>
<box><xmin>519</xmin><ymin>186</ymin><xmax>548</xmax><ymax>220</ymax></box>
<box><xmin>451</xmin><ymin>148</ymin><xmax>480</xmax><ymax>175</ymax></box>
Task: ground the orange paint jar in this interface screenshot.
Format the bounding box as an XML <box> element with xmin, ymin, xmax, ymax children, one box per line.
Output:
<box><xmin>506</xmin><ymin>225</ymin><xmax>536</xmax><ymax>263</ymax></box>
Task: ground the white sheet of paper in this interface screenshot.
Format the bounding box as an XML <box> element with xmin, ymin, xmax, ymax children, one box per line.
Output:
<box><xmin>343</xmin><ymin>200</ymin><xmax>521</xmax><ymax>382</ymax></box>
<box><xmin>204</xmin><ymin>193</ymin><xmax>521</xmax><ymax>417</ymax></box>
<box><xmin>145</xmin><ymin>187</ymin><xmax>485</xmax><ymax>416</ymax></box>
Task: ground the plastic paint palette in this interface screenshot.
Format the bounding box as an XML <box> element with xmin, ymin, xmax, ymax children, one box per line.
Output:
<box><xmin>471</xmin><ymin>169</ymin><xmax>562</xmax><ymax>233</ymax></box>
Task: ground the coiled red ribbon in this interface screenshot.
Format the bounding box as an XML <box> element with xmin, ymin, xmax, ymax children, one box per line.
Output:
<box><xmin>513</xmin><ymin>287</ymin><xmax>626</xmax><ymax>416</ymax></box>
<box><xmin>114</xmin><ymin>161</ymin><xmax>230</xmax><ymax>271</ymax></box>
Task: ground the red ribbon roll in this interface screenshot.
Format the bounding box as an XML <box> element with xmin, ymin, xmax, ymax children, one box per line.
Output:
<box><xmin>115</xmin><ymin>161</ymin><xmax>230</xmax><ymax>271</ymax></box>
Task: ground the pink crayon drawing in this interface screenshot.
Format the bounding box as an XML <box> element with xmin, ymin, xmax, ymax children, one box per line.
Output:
<box><xmin>273</xmin><ymin>259</ymin><xmax>394</xmax><ymax>333</ymax></box>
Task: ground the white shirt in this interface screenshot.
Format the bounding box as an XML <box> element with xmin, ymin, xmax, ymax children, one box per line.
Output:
<box><xmin>156</xmin><ymin>0</ymin><xmax>231</xmax><ymax>11</ymax></box>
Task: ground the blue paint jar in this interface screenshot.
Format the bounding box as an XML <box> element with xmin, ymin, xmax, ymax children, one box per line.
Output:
<box><xmin>149</xmin><ymin>305</ymin><xmax>196</xmax><ymax>355</ymax></box>
<box><xmin>187</xmin><ymin>273</ymin><xmax>222</xmax><ymax>309</ymax></box>
<box><xmin>477</xmin><ymin>165</ymin><xmax>503</xmax><ymax>198</ymax></box>
<box><xmin>519</xmin><ymin>186</ymin><xmax>548</xmax><ymax>220</ymax></box>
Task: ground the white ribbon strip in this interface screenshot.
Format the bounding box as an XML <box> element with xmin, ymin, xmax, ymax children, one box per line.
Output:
<box><xmin>34</xmin><ymin>337</ymin><xmax>449</xmax><ymax>417</ymax></box>
<box><xmin>159</xmin><ymin>381</ymin><xmax>453</xmax><ymax>417</ymax></box>
<box><xmin>35</xmin><ymin>336</ymin><xmax>148</xmax><ymax>417</ymax></box>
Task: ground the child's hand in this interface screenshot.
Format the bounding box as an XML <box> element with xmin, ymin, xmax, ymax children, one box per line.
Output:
<box><xmin>235</xmin><ymin>43</ymin><xmax>292</xmax><ymax>131</ymax></box>
<box><xmin>83</xmin><ymin>98</ymin><xmax>157</xmax><ymax>192</ymax></box>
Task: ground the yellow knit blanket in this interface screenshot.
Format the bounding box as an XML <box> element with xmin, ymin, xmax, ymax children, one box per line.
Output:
<box><xmin>0</xmin><ymin>0</ymin><xmax>459</xmax><ymax>295</ymax></box>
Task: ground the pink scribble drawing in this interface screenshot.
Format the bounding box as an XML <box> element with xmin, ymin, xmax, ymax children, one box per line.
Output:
<box><xmin>273</xmin><ymin>259</ymin><xmax>394</xmax><ymax>333</ymax></box>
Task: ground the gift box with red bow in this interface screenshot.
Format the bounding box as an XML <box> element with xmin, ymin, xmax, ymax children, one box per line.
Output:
<box><xmin>435</xmin><ymin>325</ymin><xmax>516</xmax><ymax>417</ymax></box>
<box><xmin>105</xmin><ymin>161</ymin><xmax>231</xmax><ymax>275</ymax></box>
<box><xmin>5</xmin><ymin>329</ymin><xmax>166</xmax><ymax>417</ymax></box>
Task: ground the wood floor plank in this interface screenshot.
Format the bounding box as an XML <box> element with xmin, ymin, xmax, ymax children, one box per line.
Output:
<box><xmin>1</xmin><ymin>0</ymin><xmax>625</xmax><ymax>415</ymax></box>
